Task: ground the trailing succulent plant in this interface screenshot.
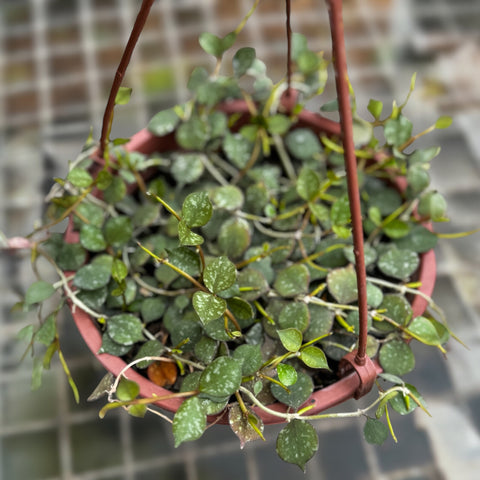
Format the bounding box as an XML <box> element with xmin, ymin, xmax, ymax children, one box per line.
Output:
<box><xmin>14</xmin><ymin>3</ymin><xmax>460</xmax><ymax>470</ymax></box>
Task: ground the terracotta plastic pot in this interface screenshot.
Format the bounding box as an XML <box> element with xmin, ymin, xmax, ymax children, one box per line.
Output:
<box><xmin>69</xmin><ymin>104</ymin><xmax>436</xmax><ymax>424</ymax></box>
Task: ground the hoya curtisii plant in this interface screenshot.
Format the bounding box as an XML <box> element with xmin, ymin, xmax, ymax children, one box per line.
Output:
<box><xmin>12</xmin><ymin>0</ymin><xmax>467</xmax><ymax>470</ymax></box>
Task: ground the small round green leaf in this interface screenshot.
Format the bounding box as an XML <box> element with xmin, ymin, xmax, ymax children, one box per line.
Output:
<box><xmin>178</xmin><ymin>220</ymin><xmax>204</xmax><ymax>246</ymax></box>
<box><xmin>25</xmin><ymin>281</ymin><xmax>56</xmax><ymax>306</ymax></box>
<box><xmin>218</xmin><ymin>218</ymin><xmax>251</xmax><ymax>258</ymax></box>
<box><xmin>232</xmin><ymin>344</ymin><xmax>263</xmax><ymax>376</ymax></box>
<box><xmin>277</xmin><ymin>363</ymin><xmax>298</xmax><ymax>387</ymax></box>
<box><xmin>56</xmin><ymin>243</ymin><xmax>87</xmax><ymax>271</ymax></box>
<box><xmin>107</xmin><ymin>314</ymin><xmax>145</xmax><ymax>346</ymax></box>
<box><xmin>173</xmin><ymin>396</ymin><xmax>206</xmax><ymax>447</ymax></box>
<box><xmin>271</xmin><ymin>370</ymin><xmax>313</xmax><ymax>409</ymax></box>
<box><xmin>435</xmin><ymin>115</ymin><xmax>452</xmax><ymax>129</ymax></box>
<box><xmin>171</xmin><ymin>153</ymin><xmax>205</xmax><ymax>184</ymax></box>
<box><xmin>378</xmin><ymin>248</ymin><xmax>419</xmax><ymax>280</ymax></box>
<box><xmin>274</xmin><ymin>264</ymin><xmax>310</xmax><ymax>298</ymax></box>
<box><xmin>278</xmin><ymin>302</ymin><xmax>310</xmax><ymax>332</ymax></box>
<box><xmin>103</xmin><ymin>176</ymin><xmax>126</xmax><ymax>204</ymax></box>
<box><xmin>390</xmin><ymin>384</ymin><xmax>426</xmax><ymax>415</ymax></box>
<box><xmin>35</xmin><ymin>315</ymin><xmax>56</xmax><ymax>346</ymax></box>
<box><xmin>80</xmin><ymin>225</ymin><xmax>107</xmax><ymax>252</ymax></box>
<box><xmin>276</xmin><ymin>420</ymin><xmax>318</xmax><ymax>471</ymax></box>
<box><xmin>278</xmin><ymin>328</ymin><xmax>303</xmax><ymax>353</ymax></box>
<box><xmin>408</xmin><ymin>316</ymin><xmax>442</xmax><ymax>346</ymax></box>
<box><xmin>266</xmin><ymin>114</ymin><xmax>292</xmax><ymax>135</ymax></box>
<box><xmin>73</xmin><ymin>264</ymin><xmax>111</xmax><ymax>291</ymax></box>
<box><xmin>116</xmin><ymin>377</ymin><xmax>139</xmax><ymax>401</ymax></box>
<box><xmin>203</xmin><ymin>256</ymin><xmax>237</xmax><ymax>293</ymax></box>
<box><xmin>297</xmin><ymin>167</ymin><xmax>320</xmax><ymax>201</ymax></box>
<box><xmin>285</xmin><ymin>128</ymin><xmax>322</xmax><ymax>160</ymax></box>
<box><xmin>376</xmin><ymin>294</ymin><xmax>412</xmax><ymax>331</ymax></box>
<box><xmin>299</xmin><ymin>346</ymin><xmax>329</xmax><ymax>369</ymax></box>
<box><xmin>212</xmin><ymin>185</ymin><xmax>244</xmax><ymax>211</ymax></box>
<box><xmin>133</xmin><ymin>340</ymin><xmax>165</xmax><ymax>368</ymax></box>
<box><xmin>199</xmin><ymin>356</ymin><xmax>243</xmax><ymax>398</ymax></box>
<box><xmin>417</xmin><ymin>191</ymin><xmax>447</xmax><ymax>221</ymax></box>
<box><xmin>148</xmin><ymin>108</ymin><xmax>180</xmax><ymax>136</ymax></box>
<box><xmin>384</xmin><ymin>115</ymin><xmax>413</xmax><ymax>147</ymax></box>
<box><xmin>98</xmin><ymin>332</ymin><xmax>132</xmax><ymax>356</ymax></box>
<box><xmin>364</xmin><ymin>417</ymin><xmax>389</xmax><ymax>445</ymax></box>
<box><xmin>394</xmin><ymin>225</ymin><xmax>437</xmax><ymax>253</ymax></box>
<box><xmin>192</xmin><ymin>291</ymin><xmax>227</xmax><ymax>325</ymax></box>
<box><xmin>140</xmin><ymin>297</ymin><xmax>167</xmax><ymax>324</ymax></box>
<box><xmin>67</xmin><ymin>167</ymin><xmax>93</xmax><ymax>188</ymax></box>
<box><xmin>233</xmin><ymin>47</ymin><xmax>256</xmax><ymax>77</ymax></box>
<box><xmin>104</xmin><ymin>216</ymin><xmax>133</xmax><ymax>247</ymax></box>
<box><xmin>115</xmin><ymin>86</ymin><xmax>132</xmax><ymax>105</ymax></box>
<box><xmin>223</xmin><ymin>133</ymin><xmax>252</xmax><ymax>169</ymax></box>
<box><xmin>182</xmin><ymin>191</ymin><xmax>213</xmax><ymax>228</ymax></box>
<box><xmin>379</xmin><ymin>339</ymin><xmax>415</xmax><ymax>376</ymax></box>
<box><xmin>327</xmin><ymin>266</ymin><xmax>358</xmax><ymax>304</ymax></box>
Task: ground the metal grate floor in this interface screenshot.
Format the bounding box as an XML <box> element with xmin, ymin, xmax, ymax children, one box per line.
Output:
<box><xmin>1</xmin><ymin>1</ymin><xmax>480</xmax><ymax>479</ymax></box>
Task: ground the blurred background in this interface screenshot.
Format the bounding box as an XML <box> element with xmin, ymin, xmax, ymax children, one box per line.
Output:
<box><xmin>1</xmin><ymin>0</ymin><xmax>480</xmax><ymax>479</ymax></box>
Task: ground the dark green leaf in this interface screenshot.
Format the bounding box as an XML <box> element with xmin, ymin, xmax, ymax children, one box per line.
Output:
<box><xmin>232</xmin><ymin>344</ymin><xmax>263</xmax><ymax>376</ymax></box>
<box><xmin>140</xmin><ymin>297</ymin><xmax>167</xmax><ymax>324</ymax></box>
<box><xmin>212</xmin><ymin>185</ymin><xmax>244</xmax><ymax>211</ymax></box>
<box><xmin>178</xmin><ymin>220</ymin><xmax>204</xmax><ymax>246</ymax></box>
<box><xmin>103</xmin><ymin>176</ymin><xmax>126</xmax><ymax>204</ymax></box>
<box><xmin>67</xmin><ymin>167</ymin><xmax>93</xmax><ymax>188</ymax></box>
<box><xmin>175</xmin><ymin>118</ymin><xmax>208</xmax><ymax>151</ymax></box>
<box><xmin>271</xmin><ymin>370</ymin><xmax>313</xmax><ymax>409</ymax></box>
<box><xmin>327</xmin><ymin>266</ymin><xmax>357</xmax><ymax>304</ymax></box>
<box><xmin>148</xmin><ymin>108</ymin><xmax>180</xmax><ymax>136</ymax></box>
<box><xmin>25</xmin><ymin>281</ymin><xmax>56</xmax><ymax>306</ymax></box>
<box><xmin>171</xmin><ymin>153</ymin><xmax>205</xmax><ymax>185</ymax></box>
<box><xmin>133</xmin><ymin>340</ymin><xmax>165</xmax><ymax>368</ymax></box>
<box><xmin>36</xmin><ymin>315</ymin><xmax>56</xmax><ymax>346</ymax></box>
<box><xmin>80</xmin><ymin>224</ymin><xmax>107</xmax><ymax>252</ymax></box>
<box><xmin>192</xmin><ymin>291</ymin><xmax>226</xmax><ymax>325</ymax></box>
<box><xmin>274</xmin><ymin>264</ymin><xmax>310</xmax><ymax>298</ymax></box>
<box><xmin>182</xmin><ymin>191</ymin><xmax>213</xmax><ymax>228</ymax></box>
<box><xmin>218</xmin><ymin>218</ymin><xmax>251</xmax><ymax>258</ymax></box>
<box><xmin>199</xmin><ymin>356</ymin><xmax>243</xmax><ymax>398</ymax></box>
<box><xmin>276</xmin><ymin>420</ymin><xmax>318</xmax><ymax>471</ymax></box>
<box><xmin>107</xmin><ymin>314</ymin><xmax>144</xmax><ymax>346</ymax></box>
<box><xmin>199</xmin><ymin>31</ymin><xmax>237</xmax><ymax>58</ymax></box>
<box><xmin>285</xmin><ymin>128</ymin><xmax>322</xmax><ymax>160</ymax></box>
<box><xmin>266</xmin><ymin>114</ymin><xmax>292</xmax><ymax>135</ymax></box>
<box><xmin>233</xmin><ymin>47</ymin><xmax>256</xmax><ymax>77</ymax></box>
<box><xmin>364</xmin><ymin>417</ymin><xmax>389</xmax><ymax>445</ymax></box>
<box><xmin>98</xmin><ymin>332</ymin><xmax>132</xmax><ymax>355</ymax></box>
<box><xmin>73</xmin><ymin>264</ymin><xmax>111</xmax><ymax>291</ymax></box>
<box><xmin>379</xmin><ymin>339</ymin><xmax>415</xmax><ymax>376</ymax></box>
<box><xmin>104</xmin><ymin>216</ymin><xmax>133</xmax><ymax>247</ymax></box>
<box><xmin>278</xmin><ymin>302</ymin><xmax>310</xmax><ymax>332</ymax></box>
<box><xmin>384</xmin><ymin>116</ymin><xmax>413</xmax><ymax>147</ymax></box>
<box><xmin>223</xmin><ymin>133</ymin><xmax>252</xmax><ymax>169</ymax></box>
<box><xmin>297</xmin><ymin>167</ymin><xmax>320</xmax><ymax>201</ymax></box>
<box><xmin>203</xmin><ymin>256</ymin><xmax>237</xmax><ymax>293</ymax></box>
<box><xmin>378</xmin><ymin>248</ymin><xmax>419</xmax><ymax>280</ymax></box>
<box><xmin>173</xmin><ymin>396</ymin><xmax>206</xmax><ymax>447</ymax></box>
<box><xmin>417</xmin><ymin>191</ymin><xmax>447</xmax><ymax>221</ymax></box>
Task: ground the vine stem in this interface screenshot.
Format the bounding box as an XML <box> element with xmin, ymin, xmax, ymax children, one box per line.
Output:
<box><xmin>239</xmin><ymin>385</ymin><xmax>411</xmax><ymax>422</ymax></box>
<box><xmin>327</xmin><ymin>0</ymin><xmax>369</xmax><ymax>365</ymax></box>
<box><xmin>98</xmin><ymin>0</ymin><xmax>155</xmax><ymax>159</ymax></box>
